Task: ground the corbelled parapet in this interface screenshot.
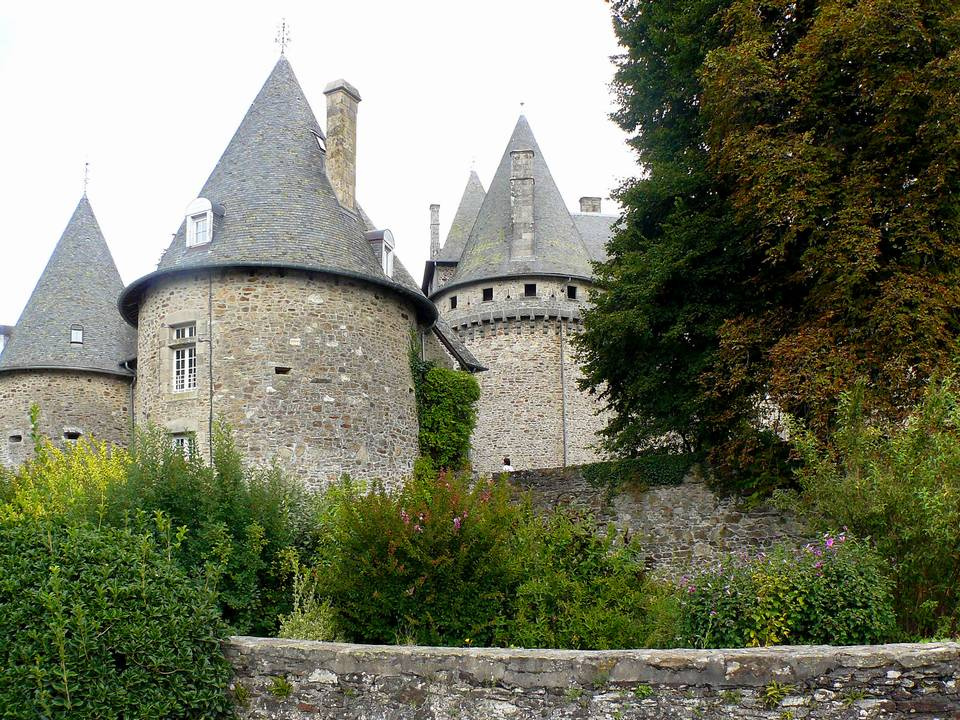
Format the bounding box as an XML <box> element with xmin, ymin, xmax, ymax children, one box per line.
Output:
<box><xmin>324</xmin><ymin>79</ymin><xmax>362</xmax><ymax>213</ymax></box>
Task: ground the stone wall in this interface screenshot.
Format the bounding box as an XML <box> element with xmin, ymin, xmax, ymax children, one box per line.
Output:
<box><xmin>432</xmin><ymin>276</ymin><xmax>607</xmax><ymax>474</ymax></box>
<box><xmin>0</xmin><ymin>369</ymin><xmax>131</xmax><ymax>468</ymax></box>
<box><xmin>509</xmin><ymin>465</ymin><xmax>808</xmax><ymax>569</ymax></box>
<box><xmin>134</xmin><ymin>268</ymin><xmax>421</xmax><ymax>491</ymax></box>
<box><xmin>225</xmin><ymin>637</ymin><xmax>960</xmax><ymax>719</ymax></box>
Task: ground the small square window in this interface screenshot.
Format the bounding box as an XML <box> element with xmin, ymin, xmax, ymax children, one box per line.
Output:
<box><xmin>8</xmin><ymin>434</ymin><xmax>22</xmax><ymax>443</ymax></box>
<box><xmin>567</xmin><ymin>285</ymin><xmax>578</xmax><ymax>300</ymax></box>
<box><xmin>70</xmin><ymin>325</ymin><xmax>83</xmax><ymax>344</ymax></box>
<box><xmin>174</xmin><ymin>324</ymin><xmax>197</xmax><ymax>341</ymax></box>
<box><xmin>450</xmin><ymin>296</ymin><xmax>458</xmax><ymax>310</ymax></box>
<box><xmin>187</xmin><ymin>212</ymin><xmax>211</xmax><ymax>247</ymax></box>
<box><xmin>63</xmin><ymin>430</ymin><xmax>82</xmax><ymax>442</ymax></box>
<box><xmin>171</xmin><ymin>433</ymin><xmax>195</xmax><ymax>458</ymax></box>
<box><xmin>482</xmin><ymin>288</ymin><xmax>493</xmax><ymax>302</ymax></box>
<box><xmin>524</xmin><ymin>283</ymin><xmax>537</xmax><ymax>297</ymax></box>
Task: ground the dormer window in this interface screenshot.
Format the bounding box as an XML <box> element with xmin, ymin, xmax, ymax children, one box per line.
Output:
<box><xmin>70</xmin><ymin>325</ymin><xmax>83</xmax><ymax>344</ymax></box>
<box><xmin>364</xmin><ymin>229</ymin><xmax>396</xmax><ymax>278</ymax></box>
<box><xmin>184</xmin><ymin>198</ymin><xmax>223</xmax><ymax>248</ymax></box>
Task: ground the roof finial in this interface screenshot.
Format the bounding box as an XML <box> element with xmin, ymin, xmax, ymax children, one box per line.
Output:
<box><xmin>520</xmin><ymin>101</ymin><xmax>525</xmax><ymax>115</ymax></box>
<box><xmin>82</xmin><ymin>161</ymin><xmax>90</xmax><ymax>197</ymax></box>
<box><xmin>275</xmin><ymin>18</ymin><xmax>291</xmax><ymax>55</ymax></box>
<box><xmin>471</xmin><ymin>156</ymin><xmax>477</xmax><ymax>171</ymax></box>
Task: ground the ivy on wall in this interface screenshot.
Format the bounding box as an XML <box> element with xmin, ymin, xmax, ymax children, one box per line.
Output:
<box><xmin>410</xmin><ymin>348</ymin><xmax>481</xmax><ymax>471</ymax></box>
<box><xmin>581</xmin><ymin>452</ymin><xmax>695</xmax><ymax>493</ymax></box>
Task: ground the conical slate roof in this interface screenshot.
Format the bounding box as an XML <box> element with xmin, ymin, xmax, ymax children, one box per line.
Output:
<box><xmin>446</xmin><ymin>116</ymin><xmax>593</xmax><ymax>288</ymax></box>
<box><xmin>437</xmin><ymin>171</ymin><xmax>486</xmax><ymax>262</ymax></box>
<box><xmin>0</xmin><ymin>196</ymin><xmax>135</xmax><ymax>376</ymax></box>
<box><xmin>120</xmin><ymin>56</ymin><xmax>434</xmax><ymax>324</ymax></box>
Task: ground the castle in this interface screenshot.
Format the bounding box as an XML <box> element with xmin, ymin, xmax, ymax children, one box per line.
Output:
<box><xmin>0</xmin><ymin>56</ymin><xmax>615</xmax><ymax>485</ymax></box>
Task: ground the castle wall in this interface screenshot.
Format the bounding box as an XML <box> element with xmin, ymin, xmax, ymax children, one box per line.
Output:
<box><xmin>226</xmin><ymin>637</ymin><xmax>960</xmax><ymax>720</ymax></box>
<box><xmin>134</xmin><ymin>268</ymin><xmax>421</xmax><ymax>490</ymax></box>
<box><xmin>0</xmin><ymin>369</ymin><xmax>131</xmax><ymax>469</ymax></box>
<box><xmin>433</xmin><ymin>277</ymin><xmax>606</xmax><ymax>473</ymax></box>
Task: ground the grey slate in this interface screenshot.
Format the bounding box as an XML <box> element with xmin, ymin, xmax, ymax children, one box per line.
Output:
<box><xmin>361</xmin><ymin>208</ymin><xmax>485</xmax><ymax>372</ymax></box>
<box><xmin>120</xmin><ymin>56</ymin><xmax>434</xmax><ymax>324</ymax></box>
<box><xmin>0</xmin><ymin>196</ymin><xmax>135</xmax><ymax>376</ymax></box>
<box><xmin>572</xmin><ymin>213</ymin><xmax>617</xmax><ymax>263</ymax></box>
<box><xmin>437</xmin><ymin>171</ymin><xmax>486</xmax><ymax>262</ymax></box>
<box><xmin>445</xmin><ymin>116</ymin><xmax>594</xmax><ymax>290</ymax></box>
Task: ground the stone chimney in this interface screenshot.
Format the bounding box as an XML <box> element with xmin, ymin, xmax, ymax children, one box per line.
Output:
<box><xmin>510</xmin><ymin>149</ymin><xmax>535</xmax><ymax>260</ymax></box>
<box><xmin>430</xmin><ymin>204</ymin><xmax>440</xmax><ymax>259</ymax></box>
<box><xmin>323</xmin><ymin>79</ymin><xmax>362</xmax><ymax>213</ymax></box>
<box><xmin>579</xmin><ymin>196</ymin><xmax>602</xmax><ymax>213</ymax></box>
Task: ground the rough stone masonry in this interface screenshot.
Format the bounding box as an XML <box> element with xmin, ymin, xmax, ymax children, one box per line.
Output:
<box><xmin>225</xmin><ymin>637</ymin><xmax>960</xmax><ymax>719</ymax></box>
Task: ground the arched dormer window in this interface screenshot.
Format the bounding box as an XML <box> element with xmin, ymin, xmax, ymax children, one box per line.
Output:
<box><xmin>70</xmin><ymin>325</ymin><xmax>83</xmax><ymax>344</ymax></box>
<box><xmin>185</xmin><ymin>198</ymin><xmax>224</xmax><ymax>248</ymax></box>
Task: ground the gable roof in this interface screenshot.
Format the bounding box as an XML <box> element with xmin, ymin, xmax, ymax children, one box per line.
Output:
<box><xmin>573</xmin><ymin>213</ymin><xmax>617</xmax><ymax>263</ymax></box>
<box><xmin>436</xmin><ymin>171</ymin><xmax>486</xmax><ymax>262</ymax></box>
<box><xmin>0</xmin><ymin>196</ymin><xmax>135</xmax><ymax>376</ymax></box>
<box><xmin>442</xmin><ymin>116</ymin><xmax>593</xmax><ymax>291</ymax></box>
<box><xmin>119</xmin><ymin>56</ymin><xmax>435</xmax><ymax>325</ymax></box>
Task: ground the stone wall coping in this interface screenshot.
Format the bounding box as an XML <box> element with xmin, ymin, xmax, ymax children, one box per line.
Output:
<box><xmin>225</xmin><ymin>637</ymin><xmax>960</xmax><ymax>690</ymax></box>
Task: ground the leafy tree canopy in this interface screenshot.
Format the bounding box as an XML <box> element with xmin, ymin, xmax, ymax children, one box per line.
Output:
<box><xmin>580</xmin><ymin>0</ymin><xmax>960</xmax><ymax>482</ymax></box>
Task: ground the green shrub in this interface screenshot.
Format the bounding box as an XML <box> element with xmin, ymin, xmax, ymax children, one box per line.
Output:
<box><xmin>119</xmin><ymin>424</ymin><xmax>308</xmax><ymax>635</ymax></box>
<box><xmin>308</xmin><ymin>468</ymin><xmax>523</xmax><ymax>646</ymax></box>
<box><xmin>497</xmin><ymin>511</ymin><xmax>654</xmax><ymax>649</ymax></box>
<box><xmin>582</xmin><ymin>451</ymin><xmax>696</xmax><ymax>493</ymax></box>
<box><xmin>0</xmin><ymin>519</ymin><xmax>232</xmax><ymax>718</ymax></box>
<box><xmin>675</xmin><ymin>536</ymin><xmax>897</xmax><ymax>648</ymax></box>
<box><xmin>411</xmin><ymin>351</ymin><xmax>481</xmax><ymax>471</ymax></box>
<box><xmin>792</xmin><ymin>380</ymin><xmax>960</xmax><ymax>637</ymax></box>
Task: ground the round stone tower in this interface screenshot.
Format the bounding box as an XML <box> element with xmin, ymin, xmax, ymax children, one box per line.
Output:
<box><xmin>0</xmin><ymin>196</ymin><xmax>136</xmax><ymax>469</ymax></box>
<box><xmin>119</xmin><ymin>57</ymin><xmax>436</xmax><ymax>489</ymax></box>
<box><xmin>425</xmin><ymin>117</ymin><xmax>615</xmax><ymax>473</ymax></box>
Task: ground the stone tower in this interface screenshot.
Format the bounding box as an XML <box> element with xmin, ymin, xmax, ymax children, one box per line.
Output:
<box><xmin>118</xmin><ymin>57</ymin><xmax>437</xmax><ymax>489</ymax></box>
<box><xmin>424</xmin><ymin>116</ymin><xmax>616</xmax><ymax>473</ymax></box>
<box><xmin>0</xmin><ymin>196</ymin><xmax>136</xmax><ymax>468</ymax></box>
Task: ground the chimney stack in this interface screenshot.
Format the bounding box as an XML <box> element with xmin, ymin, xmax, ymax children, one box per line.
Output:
<box><xmin>579</xmin><ymin>196</ymin><xmax>602</xmax><ymax>213</ymax></box>
<box><xmin>323</xmin><ymin>79</ymin><xmax>362</xmax><ymax>213</ymax></box>
<box><xmin>510</xmin><ymin>149</ymin><xmax>535</xmax><ymax>260</ymax></box>
<box><xmin>430</xmin><ymin>204</ymin><xmax>440</xmax><ymax>259</ymax></box>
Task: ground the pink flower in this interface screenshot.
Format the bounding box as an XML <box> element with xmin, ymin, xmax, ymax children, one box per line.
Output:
<box><xmin>400</xmin><ymin>509</ymin><xmax>410</xmax><ymax>525</ymax></box>
<box><xmin>413</xmin><ymin>524</ymin><xmax>423</xmax><ymax>533</ymax></box>
<box><xmin>453</xmin><ymin>517</ymin><xmax>462</xmax><ymax>530</ymax></box>
<box><xmin>825</xmin><ymin>537</ymin><xmax>835</xmax><ymax>549</ymax></box>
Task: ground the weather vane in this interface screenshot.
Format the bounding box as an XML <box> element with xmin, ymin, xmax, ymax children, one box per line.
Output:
<box><xmin>83</xmin><ymin>161</ymin><xmax>90</xmax><ymax>196</ymax></box>
<box><xmin>275</xmin><ymin>18</ymin><xmax>291</xmax><ymax>55</ymax></box>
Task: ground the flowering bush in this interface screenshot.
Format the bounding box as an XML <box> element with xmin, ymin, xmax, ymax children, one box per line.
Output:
<box><xmin>674</xmin><ymin>534</ymin><xmax>897</xmax><ymax>648</ymax></box>
<box><xmin>310</xmin><ymin>467</ymin><xmax>523</xmax><ymax>646</ymax></box>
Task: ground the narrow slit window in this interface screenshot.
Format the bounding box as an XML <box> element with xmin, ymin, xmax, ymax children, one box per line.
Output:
<box><xmin>8</xmin><ymin>435</ymin><xmax>22</xmax><ymax>443</ymax></box>
<box><xmin>567</xmin><ymin>285</ymin><xmax>578</xmax><ymax>300</ymax></box>
<box><xmin>275</xmin><ymin>366</ymin><xmax>292</xmax><ymax>375</ymax></box>
<box><xmin>482</xmin><ymin>288</ymin><xmax>493</xmax><ymax>302</ymax></box>
<box><xmin>524</xmin><ymin>283</ymin><xmax>537</xmax><ymax>297</ymax></box>
<box><xmin>450</xmin><ymin>296</ymin><xmax>458</xmax><ymax>310</ymax></box>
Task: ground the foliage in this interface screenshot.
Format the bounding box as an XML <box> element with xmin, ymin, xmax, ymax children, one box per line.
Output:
<box><xmin>674</xmin><ymin>535</ymin><xmax>897</xmax><ymax>648</ymax></box>
<box><xmin>587</xmin><ymin>0</ymin><xmax>960</xmax><ymax>488</ymax></box>
<box><xmin>0</xmin><ymin>518</ymin><xmax>232</xmax><ymax>718</ymax></box>
<box><xmin>496</xmin><ymin>511</ymin><xmax>654</xmax><ymax>650</ymax></box>
<box><xmin>309</xmin><ymin>468</ymin><xmax>523</xmax><ymax>646</ymax></box>
<box><xmin>410</xmin><ymin>350</ymin><xmax>481</xmax><ymax>471</ymax></box>
<box><xmin>578</xmin><ymin>0</ymin><xmax>748</xmax><ymax>458</ymax></box>
<box><xmin>120</xmin><ymin>425</ymin><xmax>308</xmax><ymax>636</ymax></box>
<box><xmin>0</xmin><ymin>422</ymin><xmax>308</xmax><ymax>636</ymax></box>
<box><xmin>792</xmin><ymin>380</ymin><xmax>960</xmax><ymax>637</ymax></box>
<box><xmin>581</xmin><ymin>451</ymin><xmax>696</xmax><ymax>493</ymax></box>
<box><xmin>277</xmin><ymin>549</ymin><xmax>342</xmax><ymax>642</ymax></box>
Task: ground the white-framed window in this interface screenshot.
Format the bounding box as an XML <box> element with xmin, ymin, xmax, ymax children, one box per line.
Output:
<box><xmin>171</xmin><ymin>322</ymin><xmax>197</xmax><ymax>393</ymax></box>
<box><xmin>185</xmin><ymin>198</ymin><xmax>214</xmax><ymax>247</ymax></box>
<box><xmin>70</xmin><ymin>325</ymin><xmax>83</xmax><ymax>344</ymax></box>
<box><xmin>383</xmin><ymin>244</ymin><xmax>394</xmax><ymax>277</ymax></box>
<box><xmin>171</xmin><ymin>433</ymin><xmax>195</xmax><ymax>458</ymax></box>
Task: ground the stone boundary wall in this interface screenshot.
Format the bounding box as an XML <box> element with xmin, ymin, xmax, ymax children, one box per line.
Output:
<box><xmin>509</xmin><ymin>464</ymin><xmax>809</xmax><ymax>569</ymax></box>
<box><xmin>225</xmin><ymin>637</ymin><xmax>960</xmax><ymax>719</ymax></box>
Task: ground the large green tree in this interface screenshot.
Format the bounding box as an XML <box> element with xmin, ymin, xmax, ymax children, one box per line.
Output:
<box><xmin>580</xmin><ymin>0</ymin><xmax>960</xmax><ymax>474</ymax></box>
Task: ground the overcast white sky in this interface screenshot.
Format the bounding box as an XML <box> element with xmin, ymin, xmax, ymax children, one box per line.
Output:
<box><xmin>0</xmin><ymin>1</ymin><xmax>636</xmax><ymax>325</ymax></box>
